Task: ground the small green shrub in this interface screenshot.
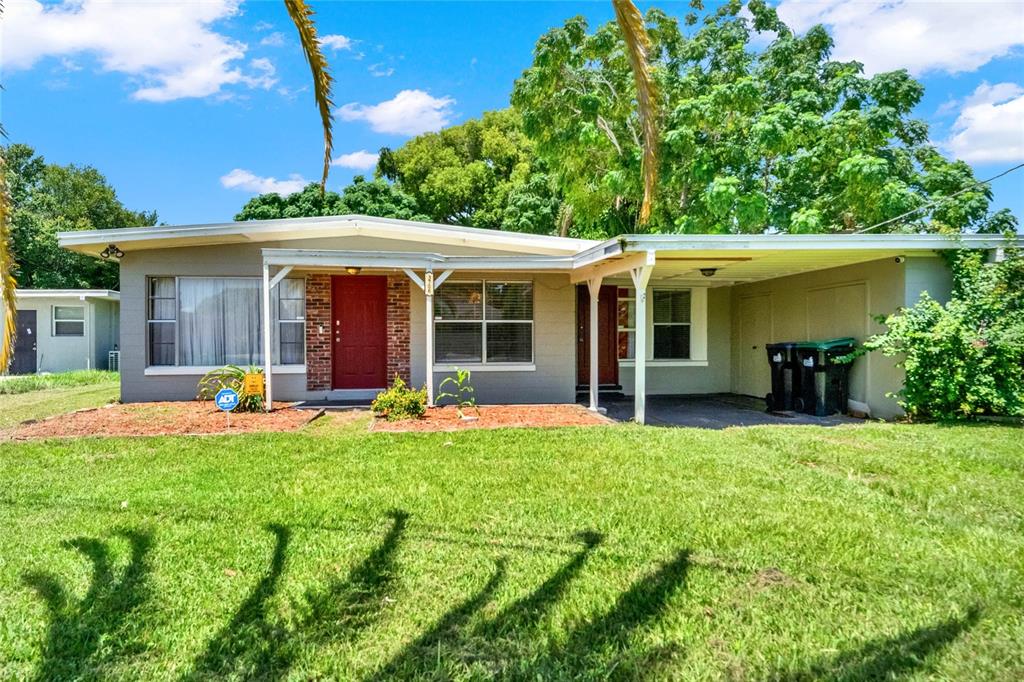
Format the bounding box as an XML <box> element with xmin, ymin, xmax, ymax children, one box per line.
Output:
<box><xmin>197</xmin><ymin>365</ymin><xmax>265</xmax><ymax>413</ymax></box>
<box><xmin>861</xmin><ymin>244</ymin><xmax>1024</xmax><ymax>420</ymax></box>
<box><xmin>372</xmin><ymin>375</ymin><xmax>427</xmax><ymax>421</ymax></box>
<box><xmin>438</xmin><ymin>367</ymin><xmax>479</xmax><ymax>418</ymax></box>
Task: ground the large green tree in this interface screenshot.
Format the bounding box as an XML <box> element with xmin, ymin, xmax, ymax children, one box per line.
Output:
<box><xmin>378</xmin><ymin>109</ymin><xmax>561</xmax><ymax>234</ymax></box>
<box><xmin>4</xmin><ymin>144</ymin><xmax>157</xmax><ymax>290</ymax></box>
<box><xmin>235</xmin><ymin>176</ymin><xmax>430</xmax><ymax>222</ymax></box>
<box><xmin>513</xmin><ymin>0</ymin><xmax>1004</xmax><ymax>237</ymax></box>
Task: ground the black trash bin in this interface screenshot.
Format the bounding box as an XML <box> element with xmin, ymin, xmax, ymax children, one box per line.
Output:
<box><xmin>765</xmin><ymin>342</ymin><xmax>800</xmax><ymax>411</ymax></box>
<box><xmin>794</xmin><ymin>338</ymin><xmax>856</xmax><ymax>416</ymax></box>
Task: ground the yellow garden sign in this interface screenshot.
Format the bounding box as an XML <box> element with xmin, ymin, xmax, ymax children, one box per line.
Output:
<box><xmin>243</xmin><ymin>372</ymin><xmax>265</xmax><ymax>397</ymax></box>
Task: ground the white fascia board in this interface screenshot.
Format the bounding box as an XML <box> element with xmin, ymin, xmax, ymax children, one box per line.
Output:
<box><xmin>15</xmin><ymin>289</ymin><xmax>119</xmax><ymax>300</ymax></box>
<box><xmin>619</xmin><ymin>233</ymin><xmax>1023</xmax><ymax>252</ymax></box>
<box><xmin>572</xmin><ymin>238</ymin><xmax>625</xmax><ymax>267</ymax></box>
<box><xmin>570</xmin><ymin>250</ymin><xmax>655</xmax><ymax>283</ymax></box>
<box><xmin>59</xmin><ymin>214</ymin><xmax>596</xmax><ymax>256</ymax></box>
<box><xmin>261</xmin><ymin>248</ymin><xmax>575</xmax><ymax>271</ymax></box>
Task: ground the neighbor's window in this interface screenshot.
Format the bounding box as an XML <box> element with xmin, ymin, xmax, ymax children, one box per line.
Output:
<box><xmin>434</xmin><ymin>280</ymin><xmax>533</xmax><ymax>364</ymax></box>
<box><xmin>653</xmin><ymin>289</ymin><xmax>691</xmax><ymax>359</ymax></box>
<box><xmin>53</xmin><ymin>305</ymin><xmax>85</xmax><ymax>337</ymax></box>
<box><xmin>147</xmin><ymin>276</ymin><xmax>305</xmax><ymax>367</ymax></box>
<box><xmin>617</xmin><ymin>287</ymin><xmax>635</xmax><ymax>360</ymax></box>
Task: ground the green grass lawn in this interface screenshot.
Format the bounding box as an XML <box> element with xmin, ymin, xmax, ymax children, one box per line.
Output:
<box><xmin>0</xmin><ymin>375</ymin><xmax>120</xmax><ymax>429</ymax></box>
<box><xmin>1</xmin><ymin>410</ymin><xmax>1022</xmax><ymax>680</ymax></box>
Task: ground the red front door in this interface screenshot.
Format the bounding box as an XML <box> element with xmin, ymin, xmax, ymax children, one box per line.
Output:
<box><xmin>332</xmin><ymin>275</ymin><xmax>388</xmax><ymax>389</ymax></box>
<box><xmin>576</xmin><ymin>284</ymin><xmax>619</xmax><ymax>387</ymax></box>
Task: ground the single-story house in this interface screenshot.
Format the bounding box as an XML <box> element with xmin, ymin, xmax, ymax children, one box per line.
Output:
<box><xmin>57</xmin><ymin>216</ymin><xmax>1017</xmax><ymax>422</ymax></box>
<box><xmin>8</xmin><ymin>289</ymin><xmax>120</xmax><ymax>374</ymax></box>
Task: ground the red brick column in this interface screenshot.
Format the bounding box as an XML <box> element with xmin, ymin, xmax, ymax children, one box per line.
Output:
<box><xmin>305</xmin><ymin>274</ymin><xmax>332</xmax><ymax>391</ymax></box>
<box><xmin>386</xmin><ymin>275</ymin><xmax>411</xmax><ymax>385</ymax></box>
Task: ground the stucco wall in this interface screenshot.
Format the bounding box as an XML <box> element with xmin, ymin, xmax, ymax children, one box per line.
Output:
<box><xmin>727</xmin><ymin>256</ymin><xmax>951</xmax><ymax>418</ymax></box>
<box><xmin>91</xmin><ymin>299</ymin><xmax>120</xmax><ymax>370</ymax></box>
<box><xmin>410</xmin><ymin>273</ymin><xmax>577</xmax><ymax>404</ymax></box>
<box><xmin>617</xmin><ymin>285</ymin><xmax>732</xmax><ymax>395</ymax></box>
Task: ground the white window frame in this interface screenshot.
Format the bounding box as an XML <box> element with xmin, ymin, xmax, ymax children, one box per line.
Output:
<box><xmin>618</xmin><ymin>285</ymin><xmax>709</xmax><ymax>367</ymax></box>
<box><xmin>52</xmin><ymin>305</ymin><xmax>86</xmax><ymax>337</ymax></box>
<box><xmin>433</xmin><ymin>279</ymin><xmax>535</xmax><ymax>369</ymax></box>
<box><xmin>145</xmin><ymin>275</ymin><xmax>306</xmax><ymax>371</ymax></box>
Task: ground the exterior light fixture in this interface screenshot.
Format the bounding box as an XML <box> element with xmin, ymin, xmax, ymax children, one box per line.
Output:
<box><xmin>100</xmin><ymin>244</ymin><xmax>125</xmax><ymax>259</ymax></box>
<box><xmin>344</xmin><ymin>266</ymin><xmax>362</xmax><ymax>275</ymax></box>
<box><xmin>700</xmin><ymin>267</ymin><xmax>717</xmax><ymax>277</ymax></box>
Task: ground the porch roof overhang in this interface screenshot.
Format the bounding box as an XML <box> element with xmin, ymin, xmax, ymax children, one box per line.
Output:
<box><xmin>261</xmin><ymin>248</ymin><xmax>577</xmax><ymax>272</ymax></box>
<box><xmin>572</xmin><ymin>233</ymin><xmax>1020</xmax><ymax>287</ymax></box>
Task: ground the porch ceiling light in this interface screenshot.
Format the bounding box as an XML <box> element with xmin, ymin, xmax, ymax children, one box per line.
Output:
<box><xmin>345</xmin><ymin>266</ymin><xmax>362</xmax><ymax>275</ymax></box>
<box><xmin>700</xmin><ymin>267</ymin><xmax>717</xmax><ymax>277</ymax></box>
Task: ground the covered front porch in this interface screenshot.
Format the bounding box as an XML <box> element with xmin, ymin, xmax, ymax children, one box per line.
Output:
<box><xmin>257</xmin><ymin>234</ymin><xmax>969</xmax><ymax>422</ymax></box>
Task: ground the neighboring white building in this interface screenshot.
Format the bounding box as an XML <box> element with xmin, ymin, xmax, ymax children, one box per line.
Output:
<box><xmin>8</xmin><ymin>290</ymin><xmax>120</xmax><ymax>374</ymax></box>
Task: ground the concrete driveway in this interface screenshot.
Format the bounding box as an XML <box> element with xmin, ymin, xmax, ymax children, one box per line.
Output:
<box><xmin>598</xmin><ymin>393</ymin><xmax>862</xmax><ymax>429</ymax></box>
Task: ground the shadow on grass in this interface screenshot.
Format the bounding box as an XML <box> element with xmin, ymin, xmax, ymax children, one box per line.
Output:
<box><xmin>367</xmin><ymin>530</ymin><xmax>690</xmax><ymax>681</ymax></box>
<box><xmin>185</xmin><ymin>510</ymin><xmax>408</xmax><ymax>681</ymax></box>
<box><xmin>23</xmin><ymin>528</ymin><xmax>153</xmax><ymax>681</ymax></box>
<box><xmin>770</xmin><ymin>606</ymin><xmax>982</xmax><ymax>681</ymax></box>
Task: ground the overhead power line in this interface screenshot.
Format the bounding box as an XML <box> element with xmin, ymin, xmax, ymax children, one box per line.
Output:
<box><xmin>854</xmin><ymin>161</ymin><xmax>1024</xmax><ymax>234</ymax></box>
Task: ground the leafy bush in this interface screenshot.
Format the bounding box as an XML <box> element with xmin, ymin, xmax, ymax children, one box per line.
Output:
<box><xmin>0</xmin><ymin>370</ymin><xmax>118</xmax><ymax>395</ymax></box>
<box><xmin>438</xmin><ymin>367</ymin><xmax>479</xmax><ymax>419</ymax></box>
<box><xmin>862</xmin><ymin>245</ymin><xmax>1024</xmax><ymax>420</ymax></box>
<box><xmin>197</xmin><ymin>365</ymin><xmax>265</xmax><ymax>413</ymax></box>
<box><xmin>372</xmin><ymin>375</ymin><xmax>427</xmax><ymax>421</ymax></box>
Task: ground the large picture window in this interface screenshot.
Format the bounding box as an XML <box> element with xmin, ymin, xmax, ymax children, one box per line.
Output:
<box><xmin>434</xmin><ymin>280</ymin><xmax>533</xmax><ymax>364</ymax></box>
<box><xmin>147</xmin><ymin>276</ymin><xmax>305</xmax><ymax>367</ymax></box>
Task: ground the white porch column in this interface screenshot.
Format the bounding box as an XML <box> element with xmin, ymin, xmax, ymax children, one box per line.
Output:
<box><xmin>630</xmin><ymin>263</ymin><xmax>654</xmax><ymax>424</ymax></box>
<box><xmin>424</xmin><ymin>268</ymin><xmax>434</xmax><ymax>406</ymax></box>
<box><xmin>587</xmin><ymin>276</ymin><xmax>603</xmax><ymax>412</ymax></box>
<box><xmin>262</xmin><ymin>262</ymin><xmax>273</xmax><ymax>411</ymax></box>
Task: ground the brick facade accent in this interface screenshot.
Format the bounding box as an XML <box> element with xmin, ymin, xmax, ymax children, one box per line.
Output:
<box><xmin>386</xmin><ymin>275</ymin><xmax>411</xmax><ymax>385</ymax></box>
<box><xmin>305</xmin><ymin>274</ymin><xmax>332</xmax><ymax>391</ymax></box>
<box><xmin>304</xmin><ymin>274</ymin><xmax>411</xmax><ymax>392</ymax></box>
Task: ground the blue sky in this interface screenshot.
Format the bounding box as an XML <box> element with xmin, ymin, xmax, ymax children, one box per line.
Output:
<box><xmin>3</xmin><ymin>0</ymin><xmax>1023</xmax><ymax>227</ymax></box>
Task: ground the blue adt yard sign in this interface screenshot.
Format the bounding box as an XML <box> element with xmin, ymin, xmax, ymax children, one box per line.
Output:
<box><xmin>215</xmin><ymin>388</ymin><xmax>239</xmax><ymax>412</ymax></box>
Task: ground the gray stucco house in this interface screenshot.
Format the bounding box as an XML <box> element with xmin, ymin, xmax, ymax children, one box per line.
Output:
<box><xmin>9</xmin><ymin>289</ymin><xmax>120</xmax><ymax>374</ymax></box>
<box><xmin>58</xmin><ymin>216</ymin><xmax>1016</xmax><ymax>422</ymax></box>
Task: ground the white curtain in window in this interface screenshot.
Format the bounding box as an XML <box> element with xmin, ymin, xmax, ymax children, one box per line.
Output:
<box><xmin>178</xmin><ymin>278</ymin><xmax>263</xmax><ymax>366</ymax></box>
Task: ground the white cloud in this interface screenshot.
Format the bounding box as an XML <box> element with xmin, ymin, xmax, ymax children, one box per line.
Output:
<box><xmin>260</xmin><ymin>32</ymin><xmax>285</xmax><ymax>48</ymax></box>
<box><xmin>943</xmin><ymin>82</ymin><xmax>1024</xmax><ymax>163</ymax></box>
<box><xmin>368</xmin><ymin>63</ymin><xmax>394</xmax><ymax>78</ymax></box>
<box><xmin>220</xmin><ymin>169</ymin><xmax>307</xmax><ymax>195</ymax></box>
<box><xmin>3</xmin><ymin>0</ymin><xmax>276</xmax><ymax>102</ymax></box>
<box><xmin>337</xmin><ymin>90</ymin><xmax>456</xmax><ymax>136</ymax></box>
<box><xmin>775</xmin><ymin>0</ymin><xmax>1024</xmax><ymax>75</ymax></box>
<box><xmin>253</xmin><ymin>20</ymin><xmax>274</xmax><ymax>32</ymax></box>
<box><xmin>331</xmin><ymin>150</ymin><xmax>380</xmax><ymax>170</ymax></box>
<box><xmin>320</xmin><ymin>34</ymin><xmax>353</xmax><ymax>51</ymax></box>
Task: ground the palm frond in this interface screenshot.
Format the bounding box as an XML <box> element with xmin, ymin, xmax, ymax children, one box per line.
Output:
<box><xmin>612</xmin><ymin>0</ymin><xmax>659</xmax><ymax>226</ymax></box>
<box><xmin>284</xmin><ymin>0</ymin><xmax>335</xmax><ymax>192</ymax></box>
<box><xmin>0</xmin><ymin>145</ymin><xmax>17</xmax><ymax>373</ymax></box>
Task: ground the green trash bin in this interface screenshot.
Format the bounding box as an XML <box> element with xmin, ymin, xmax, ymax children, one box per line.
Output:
<box><xmin>794</xmin><ymin>338</ymin><xmax>856</xmax><ymax>416</ymax></box>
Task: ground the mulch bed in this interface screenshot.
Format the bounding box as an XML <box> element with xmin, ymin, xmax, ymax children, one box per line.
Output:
<box><xmin>372</xmin><ymin>404</ymin><xmax>613</xmax><ymax>432</ymax></box>
<box><xmin>3</xmin><ymin>402</ymin><xmax>319</xmax><ymax>440</ymax></box>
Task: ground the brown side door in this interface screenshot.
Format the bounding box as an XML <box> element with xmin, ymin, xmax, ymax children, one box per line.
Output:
<box><xmin>576</xmin><ymin>284</ymin><xmax>618</xmax><ymax>387</ymax></box>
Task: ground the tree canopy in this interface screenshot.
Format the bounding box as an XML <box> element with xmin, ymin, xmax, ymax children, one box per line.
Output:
<box><xmin>235</xmin><ymin>175</ymin><xmax>430</xmax><ymax>222</ymax></box>
<box><xmin>377</xmin><ymin>109</ymin><xmax>560</xmax><ymax>234</ymax></box>
<box><xmin>4</xmin><ymin>144</ymin><xmax>157</xmax><ymax>290</ymax></box>
<box><xmin>512</xmin><ymin>0</ymin><xmax>1007</xmax><ymax>237</ymax></box>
